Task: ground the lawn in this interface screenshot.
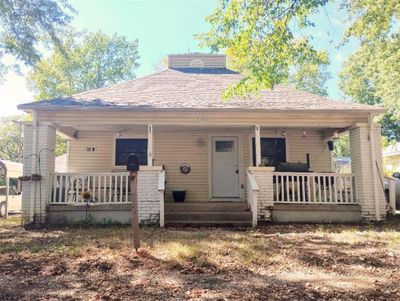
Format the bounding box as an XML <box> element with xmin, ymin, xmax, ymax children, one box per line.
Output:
<box><xmin>1</xmin><ymin>217</ymin><xmax>400</xmax><ymax>300</ymax></box>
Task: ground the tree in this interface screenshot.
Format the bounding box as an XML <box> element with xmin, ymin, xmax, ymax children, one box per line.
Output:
<box><xmin>339</xmin><ymin>0</ymin><xmax>400</xmax><ymax>141</ymax></box>
<box><xmin>0</xmin><ymin>115</ymin><xmax>23</xmax><ymax>162</ymax></box>
<box><xmin>197</xmin><ymin>0</ymin><xmax>328</xmax><ymax>99</ymax></box>
<box><xmin>0</xmin><ymin>115</ymin><xmax>68</xmax><ymax>163</ymax></box>
<box><xmin>287</xmin><ymin>52</ymin><xmax>330</xmax><ymax>96</ymax></box>
<box><xmin>0</xmin><ymin>0</ymin><xmax>75</xmax><ymax>79</ymax></box>
<box><xmin>28</xmin><ymin>31</ymin><xmax>140</xmax><ymax>100</ymax></box>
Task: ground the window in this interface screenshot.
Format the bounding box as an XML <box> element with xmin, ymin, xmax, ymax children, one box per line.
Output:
<box><xmin>215</xmin><ymin>141</ymin><xmax>234</xmax><ymax>152</ymax></box>
<box><xmin>115</xmin><ymin>138</ymin><xmax>148</xmax><ymax>166</ymax></box>
<box><xmin>252</xmin><ymin>138</ymin><xmax>286</xmax><ymax>167</ymax></box>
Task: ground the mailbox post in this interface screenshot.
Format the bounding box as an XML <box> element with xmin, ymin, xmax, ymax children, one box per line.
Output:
<box><xmin>127</xmin><ymin>155</ymin><xmax>140</xmax><ymax>251</ymax></box>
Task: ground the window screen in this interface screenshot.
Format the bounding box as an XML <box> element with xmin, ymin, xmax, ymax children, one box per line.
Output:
<box><xmin>252</xmin><ymin>138</ymin><xmax>286</xmax><ymax>167</ymax></box>
<box><xmin>115</xmin><ymin>138</ymin><xmax>148</xmax><ymax>166</ymax></box>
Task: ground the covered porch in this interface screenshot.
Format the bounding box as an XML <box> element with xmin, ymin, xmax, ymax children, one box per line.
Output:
<box><xmin>21</xmin><ymin>110</ymin><xmax>386</xmax><ymax>226</ymax></box>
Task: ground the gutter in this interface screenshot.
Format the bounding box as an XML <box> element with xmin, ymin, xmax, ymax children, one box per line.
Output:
<box><xmin>368</xmin><ymin>113</ymin><xmax>381</xmax><ymax>221</ymax></box>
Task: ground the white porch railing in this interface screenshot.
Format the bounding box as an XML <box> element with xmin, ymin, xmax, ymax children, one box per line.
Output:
<box><xmin>52</xmin><ymin>172</ymin><xmax>130</xmax><ymax>204</ymax></box>
<box><xmin>247</xmin><ymin>171</ymin><xmax>259</xmax><ymax>227</ymax></box>
<box><xmin>273</xmin><ymin>172</ymin><xmax>356</xmax><ymax>204</ymax></box>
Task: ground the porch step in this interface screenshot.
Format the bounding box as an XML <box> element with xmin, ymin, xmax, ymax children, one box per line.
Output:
<box><xmin>165</xmin><ymin>221</ymin><xmax>252</xmax><ymax>228</ymax></box>
<box><xmin>165</xmin><ymin>211</ymin><xmax>252</xmax><ymax>222</ymax></box>
<box><xmin>165</xmin><ymin>202</ymin><xmax>249</xmax><ymax>213</ymax></box>
<box><xmin>164</xmin><ymin>202</ymin><xmax>252</xmax><ymax>227</ymax></box>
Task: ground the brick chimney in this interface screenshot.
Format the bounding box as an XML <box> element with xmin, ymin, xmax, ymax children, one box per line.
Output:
<box><xmin>167</xmin><ymin>53</ymin><xmax>226</xmax><ymax>69</ymax></box>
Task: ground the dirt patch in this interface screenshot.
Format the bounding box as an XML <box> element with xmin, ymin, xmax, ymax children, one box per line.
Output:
<box><xmin>1</xmin><ymin>218</ymin><xmax>400</xmax><ymax>300</ymax></box>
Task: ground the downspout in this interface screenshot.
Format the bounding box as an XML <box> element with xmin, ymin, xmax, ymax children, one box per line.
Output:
<box><xmin>30</xmin><ymin>111</ymin><xmax>38</xmax><ymax>222</ymax></box>
<box><xmin>368</xmin><ymin>113</ymin><xmax>380</xmax><ymax>221</ymax></box>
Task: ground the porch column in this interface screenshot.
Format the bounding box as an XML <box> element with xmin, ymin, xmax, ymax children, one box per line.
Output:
<box><xmin>349</xmin><ymin>122</ymin><xmax>386</xmax><ymax>221</ymax></box>
<box><xmin>22</xmin><ymin>120</ymin><xmax>56</xmax><ymax>224</ymax></box>
<box><xmin>255</xmin><ymin>125</ymin><xmax>261</xmax><ymax>167</ymax></box>
<box><xmin>147</xmin><ymin>124</ymin><xmax>153</xmax><ymax>166</ymax></box>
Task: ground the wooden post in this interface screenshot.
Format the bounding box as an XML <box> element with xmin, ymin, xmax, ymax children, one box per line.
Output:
<box><xmin>255</xmin><ymin>125</ymin><xmax>261</xmax><ymax>167</ymax></box>
<box><xmin>147</xmin><ymin>124</ymin><xmax>153</xmax><ymax>166</ymax></box>
<box><xmin>130</xmin><ymin>172</ymin><xmax>140</xmax><ymax>251</ymax></box>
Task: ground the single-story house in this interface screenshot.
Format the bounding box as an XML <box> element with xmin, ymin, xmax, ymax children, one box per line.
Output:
<box><xmin>18</xmin><ymin>53</ymin><xmax>386</xmax><ymax>226</ymax></box>
<box><xmin>383</xmin><ymin>142</ymin><xmax>400</xmax><ymax>176</ymax></box>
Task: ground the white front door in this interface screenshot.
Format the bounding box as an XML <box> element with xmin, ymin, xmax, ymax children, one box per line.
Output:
<box><xmin>212</xmin><ymin>137</ymin><xmax>240</xmax><ymax>199</ymax></box>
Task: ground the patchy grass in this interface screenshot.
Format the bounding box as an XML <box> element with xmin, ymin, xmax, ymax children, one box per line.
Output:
<box><xmin>1</xmin><ymin>217</ymin><xmax>400</xmax><ymax>300</ymax></box>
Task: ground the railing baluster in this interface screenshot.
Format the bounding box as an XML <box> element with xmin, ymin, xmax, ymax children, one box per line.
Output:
<box><xmin>125</xmin><ymin>174</ymin><xmax>129</xmax><ymax>203</ymax></box>
<box><xmin>64</xmin><ymin>175</ymin><xmax>69</xmax><ymax>203</ymax></box>
<box><xmin>297</xmin><ymin>176</ymin><xmax>301</xmax><ymax>202</ymax></box>
<box><xmin>307</xmin><ymin>175</ymin><xmax>311</xmax><ymax>202</ymax></box>
<box><xmin>344</xmin><ymin>176</ymin><xmax>349</xmax><ymax>203</ymax></box>
<box><xmin>286</xmin><ymin>175</ymin><xmax>289</xmax><ymax>203</ymax></box>
<box><xmin>53</xmin><ymin>175</ymin><xmax>57</xmax><ymax>203</ymax></box>
<box><xmin>350</xmin><ymin>176</ymin><xmax>354</xmax><ymax>203</ymax></box>
<box><xmin>328</xmin><ymin>176</ymin><xmax>332</xmax><ymax>203</ymax></box>
<box><xmin>114</xmin><ymin>175</ymin><xmax>117</xmax><ymax>203</ymax></box>
<box><xmin>57</xmin><ymin>175</ymin><xmax>62</xmax><ymax>203</ymax></box>
<box><xmin>323</xmin><ymin>176</ymin><xmax>327</xmax><ymax>203</ymax></box>
<box><xmin>119</xmin><ymin>175</ymin><xmax>123</xmax><ymax>203</ymax></box>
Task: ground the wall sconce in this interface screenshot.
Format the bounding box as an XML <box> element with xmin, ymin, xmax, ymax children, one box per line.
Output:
<box><xmin>281</xmin><ymin>129</ymin><xmax>287</xmax><ymax>137</ymax></box>
<box><xmin>302</xmin><ymin>129</ymin><xmax>307</xmax><ymax>138</ymax></box>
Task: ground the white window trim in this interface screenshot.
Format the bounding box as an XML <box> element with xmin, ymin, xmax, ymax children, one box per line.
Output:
<box><xmin>111</xmin><ymin>133</ymin><xmax>148</xmax><ymax>171</ymax></box>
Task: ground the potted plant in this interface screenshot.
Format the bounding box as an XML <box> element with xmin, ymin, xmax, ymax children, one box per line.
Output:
<box><xmin>172</xmin><ymin>188</ymin><xmax>186</xmax><ymax>202</ymax></box>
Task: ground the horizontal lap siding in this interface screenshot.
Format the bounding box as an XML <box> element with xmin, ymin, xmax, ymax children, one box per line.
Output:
<box><xmin>155</xmin><ymin>128</ymin><xmax>209</xmax><ymax>202</ymax></box>
<box><xmin>66</xmin><ymin>127</ymin><xmax>331</xmax><ymax>203</ymax></box>
<box><xmin>68</xmin><ymin>131</ymin><xmax>113</xmax><ymax>172</ymax></box>
<box><xmin>287</xmin><ymin>129</ymin><xmax>331</xmax><ymax>172</ymax></box>
<box><xmin>37</xmin><ymin>111</ymin><xmax>368</xmax><ymax>128</ymax></box>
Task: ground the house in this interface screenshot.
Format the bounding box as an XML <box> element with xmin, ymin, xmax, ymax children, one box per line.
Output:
<box><xmin>18</xmin><ymin>53</ymin><xmax>386</xmax><ymax>226</ymax></box>
<box><xmin>383</xmin><ymin>142</ymin><xmax>400</xmax><ymax>176</ymax></box>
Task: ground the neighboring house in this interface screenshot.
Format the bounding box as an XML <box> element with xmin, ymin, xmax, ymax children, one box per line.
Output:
<box><xmin>18</xmin><ymin>53</ymin><xmax>386</xmax><ymax>226</ymax></box>
<box><xmin>0</xmin><ymin>159</ymin><xmax>22</xmax><ymax>217</ymax></box>
<box><xmin>383</xmin><ymin>142</ymin><xmax>400</xmax><ymax>175</ymax></box>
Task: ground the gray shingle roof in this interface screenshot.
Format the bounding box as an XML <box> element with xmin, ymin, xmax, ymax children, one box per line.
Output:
<box><xmin>18</xmin><ymin>68</ymin><xmax>384</xmax><ymax>113</ymax></box>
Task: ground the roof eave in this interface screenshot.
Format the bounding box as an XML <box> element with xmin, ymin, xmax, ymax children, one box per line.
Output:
<box><xmin>17</xmin><ymin>104</ymin><xmax>386</xmax><ymax>114</ymax></box>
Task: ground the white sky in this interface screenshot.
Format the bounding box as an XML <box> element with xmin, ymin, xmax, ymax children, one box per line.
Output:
<box><xmin>0</xmin><ymin>71</ymin><xmax>33</xmax><ymax>117</ymax></box>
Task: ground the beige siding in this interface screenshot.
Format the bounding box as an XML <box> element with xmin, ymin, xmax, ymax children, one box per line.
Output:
<box><xmin>287</xmin><ymin>129</ymin><xmax>331</xmax><ymax>172</ymax></box>
<box><xmin>168</xmin><ymin>54</ymin><xmax>226</xmax><ymax>68</ymax></box>
<box><xmin>37</xmin><ymin>110</ymin><xmax>368</xmax><ymax>129</ymax></box>
<box><xmin>66</xmin><ymin>126</ymin><xmax>331</xmax><ymax>203</ymax></box>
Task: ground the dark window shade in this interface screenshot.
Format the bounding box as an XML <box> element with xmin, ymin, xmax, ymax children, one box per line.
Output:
<box><xmin>252</xmin><ymin>138</ymin><xmax>286</xmax><ymax>167</ymax></box>
<box><xmin>115</xmin><ymin>138</ymin><xmax>148</xmax><ymax>166</ymax></box>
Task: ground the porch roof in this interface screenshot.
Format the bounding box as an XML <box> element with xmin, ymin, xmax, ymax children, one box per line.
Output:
<box><xmin>18</xmin><ymin>68</ymin><xmax>384</xmax><ymax>114</ymax></box>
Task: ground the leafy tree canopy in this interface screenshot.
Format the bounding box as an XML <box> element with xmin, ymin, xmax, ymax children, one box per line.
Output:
<box><xmin>340</xmin><ymin>0</ymin><xmax>400</xmax><ymax>141</ymax></box>
<box><xmin>0</xmin><ymin>0</ymin><xmax>75</xmax><ymax>79</ymax></box>
<box><xmin>197</xmin><ymin>0</ymin><xmax>329</xmax><ymax>98</ymax></box>
<box><xmin>28</xmin><ymin>31</ymin><xmax>140</xmax><ymax>100</ymax></box>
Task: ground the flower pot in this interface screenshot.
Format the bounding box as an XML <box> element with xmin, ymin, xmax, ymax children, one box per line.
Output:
<box><xmin>172</xmin><ymin>189</ymin><xmax>186</xmax><ymax>202</ymax></box>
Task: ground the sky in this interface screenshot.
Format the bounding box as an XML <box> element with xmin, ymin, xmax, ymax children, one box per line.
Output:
<box><xmin>0</xmin><ymin>0</ymin><xmax>355</xmax><ymax>117</ymax></box>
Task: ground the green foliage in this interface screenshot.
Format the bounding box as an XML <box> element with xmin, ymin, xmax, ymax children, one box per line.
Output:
<box><xmin>333</xmin><ymin>134</ymin><xmax>350</xmax><ymax>158</ymax></box>
<box><xmin>0</xmin><ymin>115</ymin><xmax>24</xmax><ymax>162</ymax></box>
<box><xmin>28</xmin><ymin>31</ymin><xmax>140</xmax><ymax>100</ymax></box>
<box><xmin>287</xmin><ymin>51</ymin><xmax>330</xmax><ymax>96</ymax></box>
<box><xmin>339</xmin><ymin>0</ymin><xmax>400</xmax><ymax>142</ymax></box>
<box><xmin>197</xmin><ymin>0</ymin><xmax>328</xmax><ymax>98</ymax></box>
<box><xmin>0</xmin><ymin>0</ymin><xmax>75</xmax><ymax>78</ymax></box>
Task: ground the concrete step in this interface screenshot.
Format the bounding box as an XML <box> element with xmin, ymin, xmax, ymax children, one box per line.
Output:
<box><xmin>165</xmin><ymin>211</ymin><xmax>252</xmax><ymax>222</ymax></box>
<box><xmin>165</xmin><ymin>202</ymin><xmax>249</xmax><ymax>213</ymax></box>
<box><xmin>165</xmin><ymin>220</ymin><xmax>252</xmax><ymax>228</ymax></box>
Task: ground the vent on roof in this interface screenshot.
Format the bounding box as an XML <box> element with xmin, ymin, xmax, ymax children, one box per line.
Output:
<box><xmin>190</xmin><ymin>58</ymin><xmax>204</xmax><ymax>68</ymax></box>
<box><xmin>168</xmin><ymin>53</ymin><xmax>226</xmax><ymax>69</ymax></box>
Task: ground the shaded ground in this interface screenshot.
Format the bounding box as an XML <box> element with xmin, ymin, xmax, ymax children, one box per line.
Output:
<box><xmin>1</xmin><ymin>217</ymin><xmax>400</xmax><ymax>300</ymax></box>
